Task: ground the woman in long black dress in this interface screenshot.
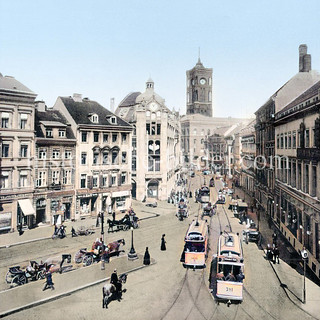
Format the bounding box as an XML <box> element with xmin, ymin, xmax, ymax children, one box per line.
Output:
<box><xmin>143</xmin><ymin>247</ymin><xmax>150</xmax><ymax>265</ymax></box>
<box><xmin>161</xmin><ymin>234</ymin><xmax>166</xmax><ymax>251</ymax></box>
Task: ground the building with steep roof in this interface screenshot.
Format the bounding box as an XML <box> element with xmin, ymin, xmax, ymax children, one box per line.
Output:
<box><xmin>0</xmin><ymin>73</ymin><xmax>37</xmax><ymax>232</ymax></box>
<box><xmin>34</xmin><ymin>101</ymin><xmax>76</xmax><ymax>224</ymax></box>
<box><xmin>53</xmin><ymin>94</ymin><xmax>133</xmax><ymax>219</ymax></box>
<box><xmin>116</xmin><ymin>79</ymin><xmax>181</xmax><ymax>201</ymax></box>
<box><xmin>255</xmin><ymin>44</ymin><xmax>320</xmax><ymax>222</ymax></box>
<box><xmin>274</xmin><ymin>79</ymin><xmax>320</xmax><ymax>280</ymax></box>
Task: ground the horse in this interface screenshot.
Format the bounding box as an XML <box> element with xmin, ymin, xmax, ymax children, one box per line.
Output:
<box><xmin>102</xmin><ymin>273</ymin><xmax>127</xmax><ymax>309</ymax></box>
<box><xmin>106</xmin><ymin>239</ymin><xmax>126</xmax><ymax>256</ymax></box>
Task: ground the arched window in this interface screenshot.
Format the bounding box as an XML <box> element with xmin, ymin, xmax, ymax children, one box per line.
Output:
<box><xmin>193</xmin><ymin>128</ymin><xmax>197</xmax><ymax>135</ymax></box>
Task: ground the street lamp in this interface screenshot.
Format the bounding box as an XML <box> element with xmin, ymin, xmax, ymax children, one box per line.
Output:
<box><xmin>301</xmin><ymin>247</ymin><xmax>308</xmax><ymax>304</ymax></box>
<box><xmin>128</xmin><ymin>227</ymin><xmax>138</xmax><ymax>260</ymax></box>
<box><xmin>100</xmin><ymin>211</ymin><xmax>105</xmax><ymax>270</ymax></box>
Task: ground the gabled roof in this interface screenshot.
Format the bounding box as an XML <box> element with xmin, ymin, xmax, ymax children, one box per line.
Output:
<box><xmin>0</xmin><ymin>74</ymin><xmax>35</xmax><ymax>94</ymax></box>
<box><xmin>60</xmin><ymin>97</ymin><xmax>132</xmax><ymax>128</ymax></box>
<box><xmin>35</xmin><ymin>109</ymin><xmax>75</xmax><ymax>139</ymax></box>
<box><xmin>118</xmin><ymin>92</ymin><xmax>141</xmax><ymax>107</ymax></box>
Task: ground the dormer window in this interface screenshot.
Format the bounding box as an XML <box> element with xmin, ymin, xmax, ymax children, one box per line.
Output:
<box><xmin>90</xmin><ymin>114</ymin><xmax>99</xmax><ymax>123</ymax></box>
<box><xmin>110</xmin><ymin>116</ymin><xmax>117</xmax><ymax>124</ymax></box>
<box><xmin>46</xmin><ymin>129</ymin><xmax>53</xmax><ymax>138</ymax></box>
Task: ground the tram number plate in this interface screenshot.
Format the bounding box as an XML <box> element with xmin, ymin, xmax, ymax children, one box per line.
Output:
<box><xmin>226</xmin><ymin>287</ymin><xmax>233</xmax><ymax>292</ymax></box>
<box><xmin>217</xmin><ymin>283</ymin><xmax>242</xmax><ymax>297</ymax></box>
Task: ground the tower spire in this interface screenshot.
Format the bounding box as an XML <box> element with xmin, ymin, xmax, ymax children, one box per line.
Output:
<box><xmin>198</xmin><ymin>47</ymin><xmax>201</xmax><ymax>63</ymax></box>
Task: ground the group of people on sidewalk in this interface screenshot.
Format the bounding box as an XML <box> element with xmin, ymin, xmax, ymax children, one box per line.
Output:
<box><xmin>266</xmin><ymin>232</ymin><xmax>280</xmax><ymax>264</ymax></box>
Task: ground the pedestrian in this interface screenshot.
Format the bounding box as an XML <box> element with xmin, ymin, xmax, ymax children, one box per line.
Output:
<box><xmin>96</xmin><ymin>213</ymin><xmax>100</xmax><ymax>227</ymax></box>
<box><xmin>71</xmin><ymin>227</ymin><xmax>77</xmax><ymax>237</ymax></box>
<box><xmin>236</xmin><ymin>272</ymin><xmax>245</xmax><ymax>282</ymax></box>
<box><xmin>143</xmin><ymin>247</ymin><xmax>150</xmax><ymax>265</ymax></box>
<box><xmin>112</xmin><ymin>211</ymin><xmax>116</xmax><ymax>222</ymax></box>
<box><xmin>54</xmin><ymin>224</ymin><xmax>58</xmax><ymax>235</ymax></box>
<box><xmin>272</xmin><ymin>231</ymin><xmax>278</xmax><ymax>245</ymax></box>
<box><xmin>161</xmin><ymin>234</ymin><xmax>166</xmax><ymax>251</ymax></box>
<box><xmin>43</xmin><ymin>271</ymin><xmax>54</xmax><ymax>291</ymax></box>
<box><xmin>273</xmin><ymin>246</ymin><xmax>280</xmax><ymax>264</ymax></box>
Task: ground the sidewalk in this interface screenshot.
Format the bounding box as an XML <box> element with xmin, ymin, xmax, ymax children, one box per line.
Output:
<box><xmin>232</xmin><ymin>185</ymin><xmax>320</xmax><ymax>318</ymax></box>
<box><xmin>0</xmin><ymin>199</ymin><xmax>162</xmax><ymax>248</ymax></box>
<box><xmin>0</xmin><ymin>254</ymin><xmax>155</xmax><ymax>318</ymax></box>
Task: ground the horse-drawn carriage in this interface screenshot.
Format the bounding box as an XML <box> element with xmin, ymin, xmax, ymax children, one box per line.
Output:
<box><xmin>107</xmin><ymin>214</ymin><xmax>139</xmax><ymax>233</ymax></box>
<box><xmin>75</xmin><ymin>239</ymin><xmax>126</xmax><ymax>266</ymax></box>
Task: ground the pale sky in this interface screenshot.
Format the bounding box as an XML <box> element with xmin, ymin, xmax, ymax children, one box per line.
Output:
<box><xmin>1</xmin><ymin>0</ymin><xmax>320</xmax><ymax>118</ymax></box>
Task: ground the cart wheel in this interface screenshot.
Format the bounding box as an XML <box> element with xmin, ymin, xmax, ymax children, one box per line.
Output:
<box><xmin>123</xmin><ymin>225</ymin><xmax>129</xmax><ymax>231</ymax></box>
<box><xmin>83</xmin><ymin>256</ymin><xmax>93</xmax><ymax>266</ymax></box>
<box><xmin>5</xmin><ymin>271</ymin><xmax>13</xmax><ymax>284</ymax></box>
<box><xmin>37</xmin><ymin>270</ymin><xmax>46</xmax><ymax>280</ymax></box>
<box><xmin>11</xmin><ymin>274</ymin><xmax>26</xmax><ymax>286</ymax></box>
<box><xmin>75</xmin><ymin>256</ymin><xmax>83</xmax><ymax>264</ymax></box>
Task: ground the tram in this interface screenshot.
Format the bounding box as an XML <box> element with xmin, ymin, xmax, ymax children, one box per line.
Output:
<box><xmin>182</xmin><ymin>219</ymin><xmax>208</xmax><ymax>268</ymax></box>
<box><xmin>216</xmin><ymin>232</ymin><xmax>244</xmax><ymax>304</ymax></box>
<box><xmin>198</xmin><ymin>185</ymin><xmax>210</xmax><ymax>204</ymax></box>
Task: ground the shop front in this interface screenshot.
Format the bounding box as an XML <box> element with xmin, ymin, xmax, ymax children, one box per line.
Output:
<box><xmin>112</xmin><ymin>190</ymin><xmax>131</xmax><ymax>213</ymax></box>
<box><xmin>36</xmin><ymin>198</ymin><xmax>46</xmax><ymax>224</ymax></box>
<box><xmin>18</xmin><ymin>199</ymin><xmax>36</xmax><ymax>229</ymax></box>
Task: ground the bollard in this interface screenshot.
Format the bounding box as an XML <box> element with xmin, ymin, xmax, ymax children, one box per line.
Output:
<box><xmin>101</xmin><ymin>259</ymin><xmax>105</xmax><ymax>270</ymax></box>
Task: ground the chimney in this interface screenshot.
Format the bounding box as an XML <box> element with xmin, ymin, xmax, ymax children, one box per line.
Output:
<box><xmin>299</xmin><ymin>44</ymin><xmax>311</xmax><ymax>72</ymax></box>
<box><xmin>35</xmin><ymin>101</ymin><xmax>46</xmax><ymax>112</ymax></box>
<box><xmin>110</xmin><ymin>98</ymin><xmax>115</xmax><ymax>112</ymax></box>
<box><xmin>73</xmin><ymin>93</ymin><xmax>82</xmax><ymax>102</ymax></box>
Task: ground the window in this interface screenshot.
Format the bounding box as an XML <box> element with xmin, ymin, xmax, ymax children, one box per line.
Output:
<box><xmin>288</xmin><ymin>132</ymin><xmax>292</xmax><ymax>148</ymax></box>
<box><xmin>1</xmin><ymin>112</ymin><xmax>9</xmax><ymax>128</ymax></box>
<box><xmin>81</xmin><ymin>132</ymin><xmax>88</xmax><ymax>142</ymax></box>
<box><xmin>52</xmin><ymin>149</ymin><xmax>60</xmax><ymax>159</ymax></box>
<box><xmin>110</xmin><ymin>116</ymin><xmax>117</xmax><ymax>124</ymax></box>
<box><xmin>93</xmin><ymin>132</ymin><xmax>99</xmax><ymax>142</ymax></box>
<box><xmin>305</xmin><ymin>129</ymin><xmax>310</xmax><ymax>148</ymax></box>
<box><xmin>305</xmin><ymin>163</ymin><xmax>309</xmax><ymax>194</ymax></box>
<box><xmin>19</xmin><ymin>171</ymin><xmax>28</xmax><ymax>187</ymax></box>
<box><xmin>0</xmin><ymin>172</ymin><xmax>9</xmax><ymax>189</ymax></box>
<box><xmin>122</xmin><ymin>152</ymin><xmax>127</xmax><ymax>163</ymax></box>
<box><xmin>276</xmin><ymin>134</ymin><xmax>280</xmax><ymax>149</ymax></box>
<box><xmin>81</xmin><ymin>152</ymin><xmax>87</xmax><ymax>165</ymax></box>
<box><xmin>157</xmin><ymin>124</ymin><xmax>161</xmax><ymax>135</ymax></box>
<box><xmin>46</xmin><ymin>129</ymin><xmax>53</xmax><ymax>138</ymax></box>
<box><xmin>37</xmin><ymin>171</ymin><xmax>46</xmax><ymax>187</ymax></box>
<box><xmin>64</xmin><ymin>150</ymin><xmax>72</xmax><ymax>159</ymax></box>
<box><xmin>59</xmin><ymin>130</ymin><xmax>66</xmax><ymax>137</ymax></box>
<box><xmin>92</xmin><ymin>176</ymin><xmax>98</xmax><ymax>188</ymax></box>
<box><xmin>112</xmin><ymin>134</ymin><xmax>117</xmax><ymax>142</ymax></box>
<box><xmin>293</xmin><ymin>131</ymin><xmax>296</xmax><ymax>148</ymax></box>
<box><xmin>146</xmin><ymin>124</ymin><xmax>150</xmax><ymax>135</ymax></box>
<box><xmin>20</xmin><ymin>114</ymin><xmax>28</xmax><ymax>129</ymax></box>
<box><xmin>311</xmin><ymin>166</ymin><xmax>317</xmax><ymax>197</ymax></box>
<box><xmin>52</xmin><ymin>170</ymin><xmax>60</xmax><ymax>184</ymax></box>
<box><xmin>80</xmin><ymin>174</ymin><xmax>87</xmax><ymax>188</ymax></box>
<box><xmin>39</xmin><ymin>149</ymin><xmax>46</xmax><ymax>159</ymax></box>
<box><xmin>146</xmin><ymin>111</ymin><xmax>151</xmax><ymax>117</ymax></box>
<box><xmin>103</xmin><ymin>133</ymin><xmax>108</xmax><ymax>142</ymax></box>
<box><xmin>20</xmin><ymin>145</ymin><xmax>28</xmax><ymax>158</ymax></box>
<box><xmin>112</xmin><ymin>150</ymin><xmax>118</xmax><ymax>164</ymax></box>
<box><xmin>62</xmin><ymin>169</ymin><xmax>72</xmax><ymax>185</ymax></box>
<box><xmin>193</xmin><ymin>129</ymin><xmax>197</xmax><ymax>135</ymax></box>
<box><xmin>93</xmin><ymin>152</ymin><xmax>99</xmax><ymax>165</ymax></box>
<box><xmin>121</xmin><ymin>133</ymin><xmax>127</xmax><ymax>143</ymax></box>
<box><xmin>121</xmin><ymin>173</ymin><xmax>126</xmax><ymax>184</ymax></box>
<box><xmin>1</xmin><ymin>143</ymin><xmax>9</xmax><ymax>158</ymax></box>
<box><xmin>156</xmin><ymin>111</ymin><xmax>161</xmax><ymax>118</ymax></box>
<box><xmin>280</xmin><ymin>134</ymin><xmax>284</xmax><ymax>149</ymax></box>
<box><xmin>284</xmin><ymin>133</ymin><xmax>287</xmax><ymax>149</ymax></box>
<box><xmin>102</xmin><ymin>175</ymin><xmax>108</xmax><ymax>187</ymax></box>
<box><xmin>91</xmin><ymin>114</ymin><xmax>99</xmax><ymax>123</ymax></box>
<box><xmin>102</xmin><ymin>151</ymin><xmax>109</xmax><ymax>164</ymax></box>
<box><xmin>111</xmin><ymin>175</ymin><xmax>116</xmax><ymax>185</ymax></box>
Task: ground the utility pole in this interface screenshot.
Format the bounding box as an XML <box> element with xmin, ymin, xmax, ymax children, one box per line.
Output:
<box><xmin>100</xmin><ymin>211</ymin><xmax>105</xmax><ymax>270</ymax></box>
<box><xmin>301</xmin><ymin>248</ymin><xmax>308</xmax><ymax>303</ymax></box>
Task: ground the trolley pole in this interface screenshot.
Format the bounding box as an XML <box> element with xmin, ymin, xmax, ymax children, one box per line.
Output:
<box><xmin>301</xmin><ymin>248</ymin><xmax>308</xmax><ymax>303</ymax></box>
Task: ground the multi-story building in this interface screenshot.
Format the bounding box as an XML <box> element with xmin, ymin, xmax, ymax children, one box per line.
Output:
<box><xmin>34</xmin><ymin>101</ymin><xmax>76</xmax><ymax>225</ymax></box>
<box><xmin>255</xmin><ymin>44</ymin><xmax>320</xmax><ymax>220</ymax></box>
<box><xmin>205</xmin><ymin>133</ymin><xmax>226</xmax><ymax>173</ymax></box>
<box><xmin>0</xmin><ymin>73</ymin><xmax>37</xmax><ymax>232</ymax></box>
<box><xmin>53</xmin><ymin>94</ymin><xmax>133</xmax><ymax>218</ymax></box>
<box><xmin>186</xmin><ymin>58</ymin><xmax>213</xmax><ymax>117</ymax></box>
<box><xmin>274</xmin><ymin>80</ymin><xmax>320</xmax><ymax>279</ymax></box>
<box><xmin>116</xmin><ymin>79</ymin><xmax>181</xmax><ymax>201</ymax></box>
<box><xmin>238</xmin><ymin>119</ymin><xmax>256</xmax><ymax>195</ymax></box>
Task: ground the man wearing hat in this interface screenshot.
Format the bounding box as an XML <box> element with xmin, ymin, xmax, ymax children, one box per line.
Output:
<box><xmin>110</xmin><ymin>269</ymin><xmax>118</xmax><ymax>285</ymax></box>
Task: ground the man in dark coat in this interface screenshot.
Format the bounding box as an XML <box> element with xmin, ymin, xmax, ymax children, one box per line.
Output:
<box><xmin>143</xmin><ymin>247</ymin><xmax>150</xmax><ymax>265</ymax></box>
<box><xmin>161</xmin><ymin>234</ymin><xmax>166</xmax><ymax>251</ymax></box>
<box><xmin>110</xmin><ymin>269</ymin><xmax>118</xmax><ymax>285</ymax></box>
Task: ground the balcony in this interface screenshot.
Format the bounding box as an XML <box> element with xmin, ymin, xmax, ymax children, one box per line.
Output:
<box><xmin>297</xmin><ymin>147</ymin><xmax>320</xmax><ymax>161</ymax></box>
<box><xmin>49</xmin><ymin>183</ymin><xmax>62</xmax><ymax>190</ymax></box>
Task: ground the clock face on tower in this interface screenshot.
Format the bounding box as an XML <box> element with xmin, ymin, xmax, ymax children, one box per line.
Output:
<box><xmin>149</xmin><ymin>102</ymin><xmax>158</xmax><ymax>112</ymax></box>
<box><xmin>200</xmin><ymin>78</ymin><xmax>206</xmax><ymax>85</ymax></box>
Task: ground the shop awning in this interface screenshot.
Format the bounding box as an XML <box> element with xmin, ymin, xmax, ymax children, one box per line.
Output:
<box><xmin>18</xmin><ymin>199</ymin><xmax>36</xmax><ymax>216</ymax></box>
<box><xmin>112</xmin><ymin>190</ymin><xmax>130</xmax><ymax>198</ymax></box>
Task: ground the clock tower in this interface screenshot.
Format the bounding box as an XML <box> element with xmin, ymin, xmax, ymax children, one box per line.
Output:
<box><xmin>186</xmin><ymin>58</ymin><xmax>213</xmax><ymax>117</ymax></box>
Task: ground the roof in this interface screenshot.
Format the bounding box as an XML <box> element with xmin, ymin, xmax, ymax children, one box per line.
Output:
<box><xmin>278</xmin><ymin>79</ymin><xmax>320</xmax><ymax>115</ymax></box>
<box><xmin>218</xmin><ymin>233</ymin><xmax>242</xmax><ymax>257</ymax></box>
<box><xmin>0</xmin><ymin>74</ymin><xmax>35</xmax><ymax>94</ymax></box>
<box><xmin>60</xmin><ymin>97</ymin><xmax>132</xmax><ymax>128</ymax></box>
<box><xmin>35</xmin><ymin>109</ymin><xmax>76</xmax><ymax>139</ymax></box>
<box><xmin>118</xmin><ymin>92</ymin><xmax>141</xmax><ymax>107</ymax></box>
